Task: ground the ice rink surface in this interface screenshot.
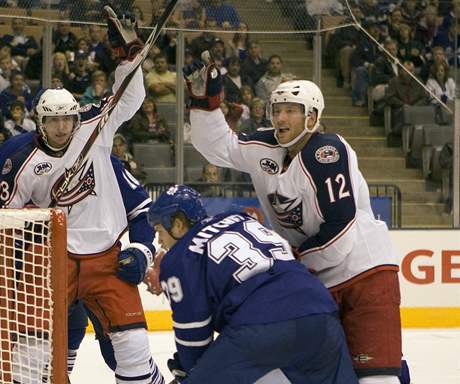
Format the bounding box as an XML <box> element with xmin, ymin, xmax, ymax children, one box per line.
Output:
<box><xmin>71</xmin><ymin>329</ymin><xmax>460</xmax><ymax>383</ymax></box>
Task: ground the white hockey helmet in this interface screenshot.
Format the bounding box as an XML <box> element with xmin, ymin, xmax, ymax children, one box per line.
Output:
<box><xmin>269</xmin><ymin>80</ymin><xmax>325</xmax><ymax>147</ymax></box>
<box><xmin>36</xmin><ymin>88</ymin><xmax>80</xmax><ymax>151</ymax></box>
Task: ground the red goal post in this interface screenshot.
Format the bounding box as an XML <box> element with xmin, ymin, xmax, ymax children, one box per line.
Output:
<box><xmin>0</xmin><ymin>208</ymin><xmax>67</xmax><ymax>384</ymax></box>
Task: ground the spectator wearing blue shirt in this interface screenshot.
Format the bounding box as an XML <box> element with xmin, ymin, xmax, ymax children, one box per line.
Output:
<box><xmin>2</xmin><ymin>18</ymin><xmax>38</xmax><ymax>68</ymax></box>
<box><xmin>0</xmin><ymin>71</ymin><xmax>33</xmax><ymax>118</ymax></box>
<box><xmin>205</xmin><ymin>0</ymin><xmax>240</xmax><ymax>28</ymax></box>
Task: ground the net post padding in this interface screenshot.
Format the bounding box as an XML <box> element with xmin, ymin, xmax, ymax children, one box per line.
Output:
<box><xmin>50</xmin><ymin>209</ymin><xmax>67</xmax><ymax>384</ymax></box>
<box><xmin>0</xmin><ymin>208</ymin><xmax>67</xmax><ymax>384</ymax></box>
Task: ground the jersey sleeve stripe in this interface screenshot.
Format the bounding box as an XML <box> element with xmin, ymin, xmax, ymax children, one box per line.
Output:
<box><xmin>175</xmin><ymin>335</ymin><xmax>213</xmax><ymax>347</ymax></box>
<box><xmin>123</xmin><ymin>168</ymin><xmax>141</xmax><ymax>188</ymax></box>
<box><xmin>299</xmin><ymin>217</ymin><xmax>356</xmax><ymax>256</ymax></box>
<box><xmin>297</xmin><ymin>155</ymin><xmax>324</xmax><ymax>220</ymax></box>
<box><xmin>173</xmin><ymin>315</ymin><xmax>212</xmax><ymax>329</ymax></box>
<box><xmin>127</xmin><ymin>198</ymin><xmax>152</xmax><ymax>221</ymax></box>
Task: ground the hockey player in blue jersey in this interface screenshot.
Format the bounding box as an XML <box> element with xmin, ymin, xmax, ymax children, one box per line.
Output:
<box><xmin>147</xmin><ymin>185</ymin><xmax>358</xmax><ymax>384</ymax></box>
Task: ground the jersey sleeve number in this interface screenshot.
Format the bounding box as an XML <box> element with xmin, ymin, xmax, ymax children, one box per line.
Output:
<box><xmin>325</xmin><ymin>173</ymin><xmax>350</xmax><ymax>203</ymax></box>
<box><xmin>208</xmin><ymin>220</ymin><xmax>294</xmax><ymax>283</ymax></box>
<box><xmin>0</xmin><ymin>181</ymin><xmax>11</xmax><ymax>203</ymax></box>
<box><xmin>161</xmin><ymin>276</ymin><xmax>184</xmax><ymax>303</ymax></box>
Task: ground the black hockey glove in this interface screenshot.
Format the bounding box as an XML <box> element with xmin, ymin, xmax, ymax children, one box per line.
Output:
<box><xmin>183</xmin><ymin>50</ymin><xmax>223</xmax><ymax>111</ymax></box>
<box><xmin>104</xmin><ymin>5</ymin><xmax>144</xmax><ymax>61</ymax></box>
<box><xmin>167</xmin><ymin>352</ymin><xmax>187</xmax><ymax>383</ymax></box>
<box><xmin>117</xmin><ymin>242</ymin><xmax>154</xmax><ymax>284</ymax></box>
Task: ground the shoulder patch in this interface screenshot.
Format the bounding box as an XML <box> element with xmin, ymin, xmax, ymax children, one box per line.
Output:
<box><xmin>259</xmin><ymin>158</ymin><xmax>279</xmax><ymax>174</ymax></box>
<box><xmin>2</xmin><ymin>158</ymin><xmax>12</xmax><ymax>175</ymax></box>
<box><xmin>34</xmin><ymin>161</ymin><xmax>52</xmax><ymax>175</ymax></box>
<box><xmin>315</xmin><ymin>145</ymin><xmax>340</xmax><ymax>164</ymax></box>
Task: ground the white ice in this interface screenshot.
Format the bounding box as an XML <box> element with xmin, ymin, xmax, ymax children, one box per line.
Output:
<box><xmin>71</xmin><ymin>329</ymin><xmax>460</xmax><ymax>384</ymax></box>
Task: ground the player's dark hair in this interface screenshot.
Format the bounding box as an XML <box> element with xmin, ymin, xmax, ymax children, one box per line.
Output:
<box><xmin>172</xmin><ymin>211</ymin><xmax>194</xmax><ymax>230</ymax></box>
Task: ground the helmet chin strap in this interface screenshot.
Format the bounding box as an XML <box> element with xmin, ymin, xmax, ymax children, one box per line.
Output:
<box><xmin>275</xmin><ymin>117</ymin><xmax>319</xmax><ymax>148</ymax></box>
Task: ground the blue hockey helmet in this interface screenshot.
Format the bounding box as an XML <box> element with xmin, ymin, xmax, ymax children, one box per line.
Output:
<box><xmin>148</xmin><ymin>185</ymin><xmax>208</xmax><ymax>232</ymax></box>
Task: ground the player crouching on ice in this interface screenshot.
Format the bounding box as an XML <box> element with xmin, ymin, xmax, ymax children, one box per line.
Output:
<box><xmin>145</xmin><ymin>185</ymin><xmax>359</xmax><ymax>384</ymax></box>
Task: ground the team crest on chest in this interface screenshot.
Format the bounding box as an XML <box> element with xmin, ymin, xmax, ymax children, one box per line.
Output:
<box><xmin>315</xmin><ymin>145</ymin><xmax>340</xmax><ymax>164</ymax></box>
<box><xmin>260</xmin><ymin>158</ymin><xmax>279</xmax><ymax>174</ymax></box>
<box><xmin>51</xmin><ymin>160</ymin><xmax>97</xmax><ymax>212</ymax></box>
<box><xmin>267</xmin><ymin>191</ymin><xmax>303</xmax><ymax>231</ymax></box>
<box><xmin>34</xmin><ymin>161</ymin><xmax>52</xmax><ymax>175</ymax></box>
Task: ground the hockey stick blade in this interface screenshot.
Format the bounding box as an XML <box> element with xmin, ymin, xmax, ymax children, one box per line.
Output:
<box><xmin>49</xmin><ymin>0</ymin><xmax>179</xmax><ymax>208</ymax></box>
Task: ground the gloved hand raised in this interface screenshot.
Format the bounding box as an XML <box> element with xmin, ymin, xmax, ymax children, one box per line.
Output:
<box><xmin>104</xmin><ymin>5</ymin><xmax>144</xmax><ymax>61</ymax></box>
<box><xmin>183</xmin><ymin>50</ymin><xmax>223</xmax><ymax>111</ymax></box>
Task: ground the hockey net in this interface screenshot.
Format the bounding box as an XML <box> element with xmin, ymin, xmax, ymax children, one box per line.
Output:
<box><xmin>0</xmin><ymin>209</ymin><xmax>67</xmax><ymax>384</ymax></box>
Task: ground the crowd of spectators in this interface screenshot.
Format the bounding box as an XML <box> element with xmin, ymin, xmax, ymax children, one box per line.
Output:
<box><xmin>0</xmin><ymin>0</ymin><xmax>271</xmax><ymax>186</ymax></box>
<box><xmin>325</xmin><ymin>0</ymin><xmax>459</xmax><ymax>127</ymax></box>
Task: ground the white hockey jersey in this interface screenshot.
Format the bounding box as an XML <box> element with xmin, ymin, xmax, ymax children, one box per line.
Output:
<box><xmin>0</xmin><ymin>62</ymin><xmax>145</xmax><ymax>255</ymax></box>
<box><xmin>191</xmin><ymin>109</ymin><xmax>398</xmax><ymax>288</ymax></box>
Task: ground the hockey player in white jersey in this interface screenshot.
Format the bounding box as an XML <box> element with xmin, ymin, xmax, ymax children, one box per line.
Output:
<box><xmin>0</xmin><ymin>7</ymin><xmax>164</xmax><ymax>384</ymax></box>
<box><xmin>184</xmin><ymin>53</ymin><xmax>407</xmax><ymax>384</ymax></box>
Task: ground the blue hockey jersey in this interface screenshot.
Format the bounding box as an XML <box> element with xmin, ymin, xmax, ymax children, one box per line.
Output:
<box><xmin>160</xmin><ymin>212</ymin><xmax>338</xmax><ymax>371</ymax></box>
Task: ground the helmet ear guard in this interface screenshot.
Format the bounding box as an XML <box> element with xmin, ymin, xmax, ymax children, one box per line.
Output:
<box><xmin>269</xmin><ymin>80</ymin><xmax>325</xmax><ymax>147</ymax></box>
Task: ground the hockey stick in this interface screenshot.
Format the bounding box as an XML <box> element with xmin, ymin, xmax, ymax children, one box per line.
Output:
<box><xmin>49</xmin><ymin>0</ymin><xmax>179</xmax><ymax>207</ymax></box>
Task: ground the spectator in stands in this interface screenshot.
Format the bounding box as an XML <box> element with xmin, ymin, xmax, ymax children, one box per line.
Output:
<box><xmin>426</xmin><ymin>61</ymin><xmax>456</xmax><ymax>104</ymax></box>
<box><xmin>220</xmin><ymin>100</ymin><xmax>243</xmax><ymax>132</ymax></box>
<box><xmin>188</xmin><ymin>18</ymin><xmax>218</xmax><ymax>58</ymax></box>
<box><xmin>176</xmin><ymin>0</ymin><xmax>206</xmax><ymax>29</ymax></box>
<box><xmin>0</xmin><ymin>127</ymin><xmax>10</xmax><ymax>146</ymax></box>
<box><xmin>326</xmin><ymin>5</ymin><xmax>363</xmax><ymax>88</ymax></box>
<box><xmin>53</xmin><ymin>22</ymin><xmax>77</xmax><ymax>59</ymax></box>
<box><xmin>0</xmin><ymin>71</ymin><xmax>32</xmax><ymax>118</ymax></box>
<box><xmin>112</xmin><ymin>133</ymin><xmax>144</xmax><ymax>180</ymax></box>
<box><xmin>239</xmin><ymin>97</ymin><xmax>270</xmax><ymax>134</ymax></box>
<box><xmin>211</xmin><ymin>38</ymin><xmax>228</xmax><ymax>74</ymax></box>
<box><xmin>52</xmin><ymin>51</ymin><xmax>72</xmax><ymax>88</ymax></box>
<box><xmin>420</xmin><ymin>45</ymin><xmax>449</xmax><ymax>81</ymax></box>
<box><xmin>240</xmin><ymin>41</ymin><xmax>268</xmax><ymax>87</ymax></box>
<box><xmin>440</xmin><ymin>0</ymin><xmax>460</xmax><ymax>31</ymax></box>
<box><xmin>359</xmin><ymin>0</ymin><xmax>387</xmax><ymax>27</ymax></box>
<box><xmin>371</xmin><ymin>39</ymin><xmax>399</xmax><ymax>105</ymax></box>
<box><xmin>125</xmin><ymin>97</ymin><xmax>171</xmax><ymax>144</ymax></box>
<box><xmin>227</xmin><ymin>22</ymin><xmax>250</xmax><ymax>61</ymax></box>
<box><xmin>197</xmin><ymin>163</ymin><xmax>224</xmax><ymax>197</ymax></box>
<box><xmin>150</xmin><ymin>0</ymin><xmax>167</xmax><ymax>26</ymax></box>
<box><xmin>88</xmin><ymin>24</ymin><xmax>111</xmax><ymax>71</ymax></box>
<box><xmin>401</xmin><ymin>0</ymin><xmax>422</xmax><ymax>27</ymax></box>
<box><xmin>386</xmin><ymin>60</ymin><xmax>428</xmax><ymax>133</ymax></box>
<box><xmin>157</xmin><ymin>21</ymin><xmax>178</xmax><ymax>66</ymax></box>
<box><xmin>397</xmin><ymin>23</ymin><xmax>424</xmax><ymax>68</ymax></box>
<box><xmin>67</xmin><ymin>51</ymin><xmax>92</xmax><ymax>100</ymax></box>
<box><xmin>387</xmin><ymin>6</ymin><xmax>403</xmax><ymax>39</ymax></box>
<box><xmin>415</xmin><ymin>5</ymin><xmax>440</xmax><ymax>47</ymax></box>
<box><xmin>2</xmin><ymin>18</ymin><xmax>38</xmax><ymax>69</ymax></box>
<box><xmin>255</xmin><ymin>54</ymin><xmax>288</xmax><ymax>102</ymax></box>
<box><xmin>4</xmin><ymin>99</ymin><xmax>35</xmax><ymax>136</ymax></box>
<box><xmin>240</xmin><ymin>84</ymin><xmax>254</xmax><ymax>121</ymax></box>
<box><xmin>80</xmin><ymin>70</ymin><xmax>110</xmax><ymax>106</ymax></box>
<box><xmin>205</xmin><ymin>0</ymin><xmax>240</xmax><ymax>28</ymax></box>
<box><xmin>0</xmin><ymin>53</ymin><xmax>13</xmax><ymax>92</ymax></box>
<box><xmin>51</xmin><ymin>72</ymin><xmax>64</xmax><ymax>88</ymax></box>
<box><xmin>222</xmin><ymin>56</ymin><xmax>253</xmax><ymax>103</ymax></box>
<box><xmin>145</xmin><ymin>53</ymin><xmax>177</xmax><ymax>103</ymax></box>
<box><xmin>432</xmin><ymin>20</ymin><xmax>460</xmax><ymax>66</ymax></box>
<box><xmin>350</xmin><ymin>22</ymin><xmax>381</xmax><ymax>107</ymax></box>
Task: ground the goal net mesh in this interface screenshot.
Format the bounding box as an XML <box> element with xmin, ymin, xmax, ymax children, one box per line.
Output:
<box><xmin>0</xmin><ymin>209</ymin><xmax>66</xmax><ymax>384</ymax></box>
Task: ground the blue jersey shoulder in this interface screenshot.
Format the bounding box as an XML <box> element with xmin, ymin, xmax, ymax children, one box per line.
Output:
<box><xmin>79</xmin><ymin>97</ymin><xmax>112</xmax><ymax>123</ymax></box>
<box><xmin>238</xmin><ymin>128</ymin><xmax>278</xmax><ymax>146</ymax></box>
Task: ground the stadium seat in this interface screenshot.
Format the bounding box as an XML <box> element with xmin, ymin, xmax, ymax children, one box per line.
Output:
<box><xmin>402</xmin><ymin>105</ymin><xmax>437</xmax><ymax>155</ymax></box>
<box><xmin>133</xmin><ymin>143</ymin><xmax>173</xmax><ymax>167</ymax></box>
<box><xmin>185</xmin><ymin>166</ymin><xmax>202</xmax><ymax>182</ymax></box>
<box><xmin>142</xmin><ymin>167</ymin><xmax>175</xmax><ymax>183</ymax></box>
<box><xmin>184</xmin><ymin>144</ymin><xmax>208</xmax><ymax>167</ymax></box>
<box><xmin>422</xmin><ymin>124</ymin><xmax>453</xmax><ymax>180</ymax></box>
<box><xmin>156</xmin><ymin>102</ymin><xmax>177</xmax><ymax>128</ymax></box>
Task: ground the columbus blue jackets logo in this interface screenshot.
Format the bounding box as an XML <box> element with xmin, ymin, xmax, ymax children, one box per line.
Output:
<box><xmin>315</xmin><ymin>145</ymin><xmax>340</xmax><ymax>164</ymax></box>
<box><xmin>50</xmin><ymin>160</ymin><xmax>96</xmax><ymax>211</ymax></box>
<box><xmin>260</xmin><ymin>158</ymin><xmax>279</xmax><ymax>174</ymax></box>
<box><xmin>34</xmin><ymin>162</ymin><xmax>52</xmax><ymax>175</ymax></box>
<box><xmin>267</xmin><ymin>191</ymin><xmax>303</xmax><ymax>231</ymax></box>
<box><xmin>2</xmin><ymin>158</ymin><xmax>12</xmax><ymax>175</ymax></box>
